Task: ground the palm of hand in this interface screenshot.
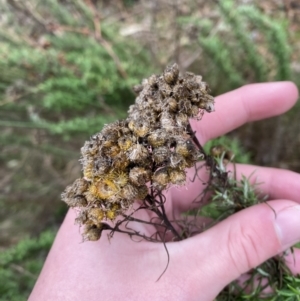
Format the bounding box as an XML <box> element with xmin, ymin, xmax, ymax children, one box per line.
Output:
<box><xmin>29</xmin><ymin>82</ymin><xmax>300</xmax><ymax>301</ymax></box>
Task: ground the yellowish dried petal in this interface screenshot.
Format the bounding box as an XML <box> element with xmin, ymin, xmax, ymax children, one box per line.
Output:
<box><xmin>152</xmin><ymin>168</ymin><xmax>170</xmax><ymax>190</ymax></box>
<box><xmin>89</xmin><ymin>179</ymin><xmax>118</xmax><ymax>200</ymax></box>
<box><xmin>169</xmin><ymin>168</ymin><xmax>186</xmax><ymax>185</ymax></box>
<box><xmin>88</xmin><ymin>207</ymin><xmax>105</xmax><ymax>224</ymax></box>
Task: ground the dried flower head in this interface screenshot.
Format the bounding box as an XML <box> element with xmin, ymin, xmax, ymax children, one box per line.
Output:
<box><xmin>62</xmin><ymin>63</ymin><xmax>214</xmax><ymax>241</ymax></box>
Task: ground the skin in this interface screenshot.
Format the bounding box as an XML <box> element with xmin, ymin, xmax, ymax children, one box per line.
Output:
<box><xmin>29</xmin><ymin>82</ymin><xmax>300</xmax><ymax>301</ymax></box>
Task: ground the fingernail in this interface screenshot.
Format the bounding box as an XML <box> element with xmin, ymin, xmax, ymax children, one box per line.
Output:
<box><xmin>275</xmin><ymin>205</ymin><xmax>300</xmax><ymax>250</ymax></box>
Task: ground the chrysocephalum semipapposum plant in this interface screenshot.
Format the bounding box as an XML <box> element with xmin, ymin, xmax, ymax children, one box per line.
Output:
<box><xmin>62</xmin><ymin>64</ymin><xmax>297</xmax><ymax>298</ymax></box>
<box><xmin>62</xmin><ymin>63</ymin><xmax>215</xmax><ymax>242</ymax></box>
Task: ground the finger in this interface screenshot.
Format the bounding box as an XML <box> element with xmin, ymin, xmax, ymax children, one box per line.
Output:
<box><xmin>170</xmin><ymin>163</ymin><xmax>300</xmax><ymax>215</ymax></box>
<box><xmin>173</xmin><ymin>200</ymin><xmax>300</xmax><ymax>300</ymax></box>
<box><xmin>283</xmin><ymin>248</ymin><xmax>300</xmax><ymax>275</ymax></box>
<box><xmin>190</xmin><ymin>82</ymin><xmax>299</xmax><ymax>145</ymax></box>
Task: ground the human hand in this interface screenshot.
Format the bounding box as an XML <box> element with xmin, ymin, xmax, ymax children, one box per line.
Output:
<box><xmin>29</xmin><ymin>82</ymin><xmax>300</xmax><ymax>301</ymax></box>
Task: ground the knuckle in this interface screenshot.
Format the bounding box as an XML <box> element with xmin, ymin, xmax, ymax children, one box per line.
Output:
<box><xmin>226</xmin><ymin>222</ymin><xmax>263</xmax><ymax>275</ymax></box>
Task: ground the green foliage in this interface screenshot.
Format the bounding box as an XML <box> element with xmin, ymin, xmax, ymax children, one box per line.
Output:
<box><xmin>200</xmin><ymin>169</ymin><xmax>260</xmax><ymax>221</ymax></box>
<box><xmin>238</xmin><ymin>5</ymin><xmax>291</xmax><ymax>81</ymax></box>
<box><xmin>218</xmin><ymin>0</ymin><xmax>269</xmax><ymax>83</ymax></box>
<box><xmin>0</xmin><ymin>0</ymin><xmax>154</xmax><ymax>143</ymax></box>
<box><xmin>0</xmin><ymin>31</ymin><xmax>151</xmax><ymax>139</ymax></box>
<box><xmin>198</xmin><ymin>35</ymin><xmax>244</xmax><ymax>88</ymax></box>
<box><xmin>204</xmin><ymin>136</ymin><xmax>251</xmax><ymax>164</ymax></box>
<box><xmin>179</xmin><ymin>0</ymin><xmax>293</xmax><ymax>93</ymax></box>
<box><xmin>0</xmin><ymin>230</ymin><xmax>56</xmax><ymax>301</ymax></box>
<box><xmin>217</xmin><ymin>274</ymin><xmax>300</xmax><ymax>300</ymax></box>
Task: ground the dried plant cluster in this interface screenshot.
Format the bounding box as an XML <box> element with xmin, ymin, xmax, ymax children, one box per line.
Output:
<box><xmin>62</xmin><ymin>64</ymin><xmax>214</xmax><ymax>241</ymax></box>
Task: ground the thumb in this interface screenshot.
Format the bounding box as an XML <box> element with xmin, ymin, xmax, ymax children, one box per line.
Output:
<box><xmin>181</xmin><ymin>200</ymin><xmax>300</xmax><ymax>300</ymax></box>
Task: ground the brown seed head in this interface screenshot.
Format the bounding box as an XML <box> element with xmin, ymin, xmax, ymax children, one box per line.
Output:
<box><xmin>160</xmin><ymin>111</ymin><xmax>176</xmax><ymax>132</ymax></box>
<box><xmin>152</xmin><ymin>168</ymin><xmax>170</xmax><ymax>190</ymax></box>
<box><xmin>185</xmin><ymin>79</ymin><xmax>199</xmax><ymax>91</ymax></box>
<box><xmin>62</xmin><ymin>195</ymin><xmax>87</xmax><ymax>208</ymax></box>
<box><xmin>153</xmin><ymin>146</ymin><xmax>170</xmax><ymax>164</ymax></box>
<box><xmin>101</xmin><ymin>130</ymin><xmax>120</xmax><ymax>148</ymax></box>
<box><xmin>83</xmin><ymin>224</ymin><xmax>103</xmax><ymax>241</ymax></box>
<box><xmin>92</xmin><ymin>157</ymin><xmax>111</xmax><ymax>177</ymax></box>
<box><xmin>148</xmin><ymin>74</ymin><xmax>158</xmax><ymax>87</ymax></box>
<box><xmin>84</xmin><ymin>190</ymin><xmax>97</xmax><ymax>204</ymax></box>
<box><xmin>159</xmin><ymin>82</ymin><xmax>173</xmax><ymax>98</ymax></box>
<box><xmin>129</xmin><ymin>166</ymin><xmax>151</xmax><ymax>186</ymax></box>
<box><xmin>175</xmin><ymin>139</ymin><xmax>196</xmax><ymax>157</ymax></box>
<box><xmin>133</xmin><ymin>84</ymin><xmax>143</xmax><ymax>94</ymax></box>
<box><xmin>137</xmin><ymin>185</ymin><xmax>149</xmax><ymax>200</ymax></box>
<box><xmin>103</xmin><ymin>145</ymin><xmax>120</xmax><ymax>158</ymax></box>
<box><xmin>163</xmin><ymin>63</ymin><xmax>179</xmax><ymax>85</ymax></box>
<box><xmin>113</xmin><ymin>153</ymin><xmax>130</xmax><ymax>170</ymax></box>
<box><xmin>169</xmin><ymin>153</ymin><xmax>184</xmax><ymax>168</ymax></box>
<box><xmin>147</xmin><ymin>130</ymin><xmax>168</xmax><ymax>148</ymax></box>
<box><xmin>106</xmin><ymin>204</ymin><xmax>121</xmax><ymax>220</ymax></box>
<box><xmin>189</xmin><ymin>105</ymin><xmax>200</xmax><ymax>118</ymax></box>
<box><xmin>178</xmin><ymin>99</ymin><xmax>192</xmax><ymax>115</ymax></box>
<box><xmin>75</xmin><ymin>210</ymin><xmax>88</xmax><ymax>225</ymax></box>
<box><xmin>118</xmin><ymin>135</ymin><xmax>134</xmax><ymax>151</ymax></box>
<box><xmin>81</xmin><ymin>140</ymin><xmax>99</xmax><ymax>157</ymax></box>
<box><xmin>127</xmin><ymin>144</ymin><xmax>149</xmax><ymax>163</ymax></box>
<box><xmin>128</xmin><ymin>119</ymin><xmax>150</xmax><ymax>137</ymax></box>
<box><xmin>61</xmin><ymin>178</ymin><xmax>89</xmax><ymax>207</ymax></box>
<box><xmin>167</xmin><ymin>98</ymin><xmax>178</xmax><ymax>112</ymax></box>
<box><xmin>176</xmin><ymin>113</ymin><xmax>189</xmax><ymax>128</ymax></box>
<box><xmin>88</xmin><ymin>207</ymin><xmax>105</xmax><ymax>225</ymax></box>
<box><xmin>169</xmin><ymin>168</ymin><xmax>186</xmax><ymax>185</ymax></box>
<box><xmin>121</xmin><ymin>184</ymin><xmax>139</xmax><ymax>201</ymax></box>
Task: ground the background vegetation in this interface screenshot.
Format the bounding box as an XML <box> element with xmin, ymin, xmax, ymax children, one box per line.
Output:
<box><xmin>0</xmin><ymin>0</ymin><xmax>299</xmax><ymax>299</ymax></box>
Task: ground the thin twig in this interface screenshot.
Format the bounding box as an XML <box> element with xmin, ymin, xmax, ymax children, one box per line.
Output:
<box><xmin>85</xmin><ymin>0</ymin><xmax>102</xmax><ymax>39</ymax></box>
<box><xmin>145</xmin><ymin>194</ymin><xmax>181</xmax><ymax>241</ymax></box>
<box><xmin>156</xmin><ymin>227</ymin><xmax>170</xmax><ymax>282</ymax></box>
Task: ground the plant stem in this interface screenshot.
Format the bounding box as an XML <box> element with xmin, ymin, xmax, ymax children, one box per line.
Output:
<box><xmin>145</xmin><ymin>194</ymin><xmax>182</xmax><ymax>241</ymax></box>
